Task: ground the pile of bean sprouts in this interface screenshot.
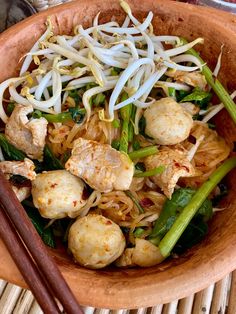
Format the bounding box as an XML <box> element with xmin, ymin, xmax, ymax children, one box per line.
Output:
<box><xmin>0</xmin><ymin>0</ymin><xmax>207</xmax><ymax>128</ymax></box>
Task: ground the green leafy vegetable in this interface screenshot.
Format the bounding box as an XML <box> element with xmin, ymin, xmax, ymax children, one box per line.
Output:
<box><xmin>43</xmin><ymin>145</ymin><xmax>63</xmax><ymax>170</ymax></box>
<box><xmin>176</xmin><ymin>90</ymin><xmax>191</xmax><ymax>102</ymax></box>
<box><xmin>197</xmin><ymin>198</ymin><xmax>213</xmax><ymax>222</ymax></box>
<box><xmin>33</xmin><ymin>110</ymin><xmax>71</xmax><ymax>123</ymax></box>
<box><xmin>111</xmin><ymin>139</ymin><xmax>120</xmax><ymax>150</ymax></box>
<box><xmin>168</xmin><ymin>87</ymin><xmax>176</xmax><ymax>98</ymax></box>
<box><xmin>159</xmin><ymin>157</ymin><xmax>236</xmax><ymax>258</ymax></box>
<box><xmin>6</xmin><ymin>102</ymin><xmax>16</xmax><ymax>115</ymax></box>
<box><xmin>180</xmin><ymin>88</ymin><xmax>212</xmax><ymax>109</ymax></box>
<box><xmin>0</xmin><ymin>134</ymin><xmax>26</xmax><ymax>161</ymax></box>
<box><xmin>135</xmin><ymin>162</ymin><xmax>146</xmax><ymax>172</ymax></box>
<box><xmin>68</xmin><ymin>89</ymin><xmax>81</xmax><ymax>104</ymax></box>
<box><xmin>138</xmin><ymin>116</ymin><xmax>153</xmax><ymax>139</ymax></box>
<box><xmin>149</xmin><ymin>188</ymin><xmax>195</xmax><ymax>244</ymax></box>
<box><xmin>68</xmin><ymin>107</ymin><xmax>86</xmax><ymax>124</ymax></box>
<box><xmin>23</xmin><ymin>200</ymin><xmax>56</xmax><ymax>248</ymax></box>
<box><xmin>149</xmin><ymin>187</ymin><xmax>213</xmax><ymax>246</ymax></box>
<box><xmin>132</xmin><ymin>140</ymin><xmax>141</xmax><ymax>151</ymax></box>
<box><xmin>212</xmin><ymin>183</ymin><xmax>228</xmax><ymax>206</ymax></box>
<box><xmin>111</xmin><ymin>67</ymin><xmax>122</xmax><ymax>76</ymax></box>
<box><xmin>33</xmin><ymin>108</ymin><xmax>86</xmax><ymax>124</ymax></box>
<box><xmin>173</xmin><ymin>217</ymin><xmax>208</xmax><ymax>254</ymax></box>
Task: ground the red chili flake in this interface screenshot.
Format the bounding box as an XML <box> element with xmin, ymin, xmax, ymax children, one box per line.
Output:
<box><xmin>174</xmin><ymin>162</ymin><xmax>181</xmax><ymax>168</ymax></box>
<box><xmin>106</xmin><ymin>220</ymin><xmax>112</xmax><ymax>225</ymax></box>
<box><xmin>73</xmin><ymin>201</ymin><xmax>77</xmax><ymax>207</ymax></box>
<box><xmin>174</xmin><ymin>162</ymin><xmax>189</xmax><ymax>172</ymax></box>
<box><xmin>139</xmin><ymin>198</ymin><xmax>154</xmax><ymax>207</ymax></box>
<box><xmin>50</xmin><ymin>183</ymin><xmax>58</xmax><ymax>188</ymax></box>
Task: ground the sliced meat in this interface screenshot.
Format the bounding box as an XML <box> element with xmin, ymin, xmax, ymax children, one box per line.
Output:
<box><xmin>144</xmin><ymin>147</ymin><xmax>197</xmax><ymax>198</ymax></box>
<box><xmin>65</xmin><ymin>138</ymin><xmax>134</xmax><ymax>193</ymax></box>
<box><xmin>166</xmin><ymin>70</ymin><xmax>207</xmax><ymax>90</ymax></box>
<box><xmin>5</xmin><ymin>104</ymin><xmax>48</xmax><ymax>161</ymax></box>
<box><xmin>0</xmin><ymin>158</ymin><xmax>36</xmax><ymax>180</ymax></box>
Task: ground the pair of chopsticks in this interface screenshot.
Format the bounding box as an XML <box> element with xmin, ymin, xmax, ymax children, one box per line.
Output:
<box><xmin>0</xmin><ymin>171</ymin><xmax>83</xmax><ymax>314</ymax></box>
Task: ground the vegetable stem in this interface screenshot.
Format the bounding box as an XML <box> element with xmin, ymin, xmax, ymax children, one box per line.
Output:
<box><xmin>135</xmin><ymin>165</ymin><xmax>165</xmax><ymax>178</ymax></box>
<box><xmin>33</xmin><ymin>109</ymin><xmax>86</xmax><ymax>123</ymax></box>
<box><xmin>159</xmin><ymin>157</ymin><xmax>236</xmax><ymax>257</ymax></box>
<box><xmin>119</xmin><ymin>120</ymin><xmax>129</xmax><ymax>153</ymax></box>
<box><xmin>181</xmin><ymin>38</ymin><xmax>236</xmax><ymax>124</ymax></box>
<box><xmin>119</xmin><ymin>93</ymin><xmax>132</xmax><ymax>153</ymax></box>
<box><xmin>128</xmin><ymin>145</ymin><xmax>158</xmax><ymax>160</ymax></box>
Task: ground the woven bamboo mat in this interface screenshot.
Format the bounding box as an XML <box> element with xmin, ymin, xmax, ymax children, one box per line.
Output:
<box><xmin>0</xmin><ymin>271</ymin><xmax>236</xmax><ymax>313</ymax></box>
<box><xmin>0</xmin><ymin>0</ymin><xmax>235</xmax><ymax>313</ymax></box>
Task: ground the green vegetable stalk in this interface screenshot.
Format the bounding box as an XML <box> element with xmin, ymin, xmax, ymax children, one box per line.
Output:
<box><xmin>128</xmin><ymin>145</ymin><xmax>158</xmax><ymax>160</ymax></box>
<box><xmin>33</xmin><ymin>108</ymin><xmax>86</xmax><ymax>124</ymax></box>
<box><xmin>149</xmin><ymin>188</ymin><xmax>212</xmax><ymax>246</ymax></box>
<box><xmin>159</xmin><ymin>157</ymin><xmax>236</xmax><ymax>258</ymax></box>
<box><xmin>119</xmin><ymin>93</ymin><xmax>132</xmax><ymax>153</ymax></box>
<box><xmin>134</xmin><ymin>165</ymin><xmax>165</xmax><ymax>178</ymax></box>
<box><xmin>181</xmin><ymin>38</ymin><xmax>236</xmax><ymax>124</ymax></box>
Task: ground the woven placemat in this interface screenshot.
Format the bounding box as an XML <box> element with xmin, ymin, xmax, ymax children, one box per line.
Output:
<box><xmin>0</xmin><ymin>1</ymin><xmax>234</xmax><ymax>313</ymax></box>
<box><xmin>0</xmin><ymin>271</ymin><xmax>236</xmax><ymax>313</ymax></box>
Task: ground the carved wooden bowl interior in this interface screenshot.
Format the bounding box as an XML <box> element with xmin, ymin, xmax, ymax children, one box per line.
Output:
<box><xmin>0</xmin><ymin>0</ymin><xmax>236</xmax><ymax>309</ymax></box>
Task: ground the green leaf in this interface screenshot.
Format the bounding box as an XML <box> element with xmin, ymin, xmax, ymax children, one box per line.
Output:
<box><xmin>68</xmin><ymin>89</ymin><xmax>81</xmax><ymax>104</ymax></box>
<box><xmin>132</xmin><ymin>140</ymin><xmax>141</xmax><ymax>151</ymax></box>
<box><xmin>212</xmin><ymin>183</ymin><xmax>228</xmax><ymax>206</ymax></box>
<box><xmin>180</xmin><ymin>88</ymin><xmax>212</xmax><ymax>102</ymax></box>
<box><xmin>111</xmin><ymin>139</ymin><xmax>120</xmax><ymax>150</ymax></box>
<box><xmin>149</xmin><ymin>187</ymin><xmax>212</xmax><ymax>245</ymax></box>
<box><xmin>68</xmin><ymin>107</ymin><xmax>86</xmax><ymax>124</ymax></box>
<box><xmin>197</xmin><ymin>198</ymin><xmax>213</xmax><ymax>222</ymax></box>
<box><xmin>0</xmin><ymin>134</ymin><xmax>26</xmax><ymax>161</ymax></box>
<box><xmin>23</xmin><ymin>201</ymin><xmax>56</xmax><ymax>248</ymax></box>
<box><xmin>173</xmin><ymin>217</ymin><xmax>208</xmax><ymax>254</ymax></box>
<box><xmin>43</xmin><ymin>145</ymin><xmax>64</xmax><ymax>170</ymax></box>
<box><xmin>176</xmin><ymin>90</ymin><xmax>191</xmax><ymax>102</ymax></box>
<box><xmin>149</xmin><ymin>188</ymin><xmax>195</xmax><ymax>243</ymax></box>
<box><xmin>168</xmin><ymin>87</ymin><xmax>176</xmax><ymax>98</ymax></box>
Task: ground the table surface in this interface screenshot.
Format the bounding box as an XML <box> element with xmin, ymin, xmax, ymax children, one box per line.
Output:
<box><xmin>0</xmin><ymin>0</ymin><xmax>236</xmax><ymax>313</ymax></box>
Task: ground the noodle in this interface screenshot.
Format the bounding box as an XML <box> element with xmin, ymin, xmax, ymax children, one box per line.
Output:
<box><xmin>181</xmin><ymin>121</ymin><xmax>230</xmax><ymax>187</ymax></box>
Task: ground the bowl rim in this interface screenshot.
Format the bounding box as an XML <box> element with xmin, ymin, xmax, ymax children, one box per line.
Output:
<box><xmin>0</xmin><ymin>0</ymin><xmax>236</xmax><ymax>309</ymax></box>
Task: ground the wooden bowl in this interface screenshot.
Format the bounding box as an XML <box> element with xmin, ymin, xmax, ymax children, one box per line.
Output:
<box><xmin>1</xmin><ymin>0</ymin><xmax>236</xmax><ymax>309</ymax></box>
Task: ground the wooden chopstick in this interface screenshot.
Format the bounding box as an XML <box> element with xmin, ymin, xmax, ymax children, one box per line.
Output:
<box><xmin>0</xmin><ymin>171</ymin><xmax>83</xmax><ymax>314</ymax></box>
<box><xmin>0</xmin><ymin>205</ymin><xmax>62</xmax><ymax>314</ymax></box>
